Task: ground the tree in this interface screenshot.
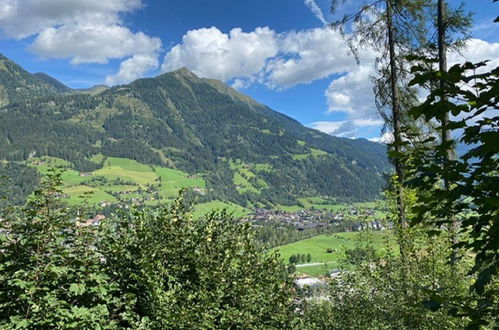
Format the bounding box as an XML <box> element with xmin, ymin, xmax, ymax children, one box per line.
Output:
<box><xmin>306</xmin><ymin>253</ymin><xmax>312</xmax><ymax>263</ymax></box>
<box><xmin>0</xmin><ymin>172</ymin><xmax>299</xmax><ymax>328</ymax></box>
<box><xmin>330</xmin><ymin>0</ymin><xmax>431</xmax><ymax>235</ymax></box>
<box><xmin>0</xmin><ymin>170</ymin><xmax>122</xmax><ymax>328</ymax></box>
<box><xmin>407</xmin><ymin>57</ymin><xmax>499</xmax><ymax>329</ymax></box>
<box><xmin>435</xmin><ymin>0</ymin><xmax>472</xmax><ymax>264</ymax></box>
<box><xmin>101</xmin><ymin>197</ymin><xmax>297</xmax><ymax>328</ymax></box>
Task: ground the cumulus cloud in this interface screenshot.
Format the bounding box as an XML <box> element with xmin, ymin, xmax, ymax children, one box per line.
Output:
<box><xmin>325</xmin><ymin>64</ymin><xmax>376</xmax><ymax>115</ymax></box>
<box><xmin>30</xmin><ymin>24</ymin><xmax>161</xmax><ymax>64</ymax></box>
<box><xmin>369</xmin><ymin>131</ymin><xmax>394</xmax><ymax>144</ymax></box>
<box><xmin>105</xmin><ymin>54</ymin><xmax>158</xmax><ymax>85</ymax></box>
<box><xmin>449</xmin><ymin>38</ymin><xmax>499</xmax><ymax>68</ymax></box>
<box><xmin>304</xmin><ymin>0</ymin><xmax>327</xmax><ymax>25</ymax></box>
<box><xmin>0</xmin><ymin>0</ymin><xmax>143</xmax><ymax>39</ymax></box>
<box><xmin>310</xmin><ymin>118</ymin><xmax>383</xmax><ymax>138</ymax></box>
<box><xmin>160</xmin><ymin>26</ymin><xmax>374</xmax><ymax>90</ymax></box>
<box><xmin>266</xmin><ymin>28</ymin><xmax>362</xmax><ymax>88</ymax></box>
<box><xmin>0</xmin><ymin>0</ymin><xmax>161</xmax><ymax>85</ymax></box>
<box><xmin>161</xmin><ymin>27</ymin><xmax>278</xmax><ymax>81</ymax></box>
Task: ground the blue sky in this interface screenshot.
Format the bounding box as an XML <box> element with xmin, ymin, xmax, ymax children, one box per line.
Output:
<box><xmin>0</xmin><ymin>0</ymin><xmax>498</xmax><ymax>141</ymax></box>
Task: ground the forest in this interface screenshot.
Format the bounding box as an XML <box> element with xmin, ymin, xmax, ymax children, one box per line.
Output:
<box><xmin>0</xmin><ymin>0</ymin><xmax>497</xmax><ymax>329</ymax></box>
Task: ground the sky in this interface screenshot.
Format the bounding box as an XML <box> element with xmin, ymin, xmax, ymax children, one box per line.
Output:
<box><xmin>0</xmin><ymin>0</ymin><xmax>498</xmax><ymax>142</ymax></box>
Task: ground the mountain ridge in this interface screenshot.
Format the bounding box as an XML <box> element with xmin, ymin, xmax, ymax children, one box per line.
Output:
<box><xmin>0</xmin><ymin>54</ymin><xmax>390</xmax><ymax>207</ymax></box>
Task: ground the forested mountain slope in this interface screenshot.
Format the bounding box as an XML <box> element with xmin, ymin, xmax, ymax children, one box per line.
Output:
<box><xmin>0</xmin><ymin>54</ymin><xmax>390</xmax><ymax>207</ymax></box>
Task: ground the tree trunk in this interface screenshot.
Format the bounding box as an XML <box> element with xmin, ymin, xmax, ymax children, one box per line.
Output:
<box><xmin>386</xmin><ymin>0</ymin><xmax>406</xmax><ymax>230</ymax></box>
<box><xmin>438</xmin><ymin>0</ymin><xmax>458</xmax><ymax>264</ymax></box>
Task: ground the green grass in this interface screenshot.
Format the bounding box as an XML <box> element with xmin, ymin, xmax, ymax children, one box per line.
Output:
<box><xmin>33</xmin><ymin>156</ymin><xmax>208</xmax><ymax>205</ymax></box>
<box><xmin>155</xmin><ymin>167</ymin><xmax>205</xmax><ymax>198</ymax></box>
<box><xmin>292</xmin><ymin>148</ymin><xmax>328</xmax><ymax>160</ymax></box>
<box><xmin>276</xmin><ymin>204</ymin><xmax>304</xmax><ymax>212</ymax></box>
<box><xmin>295</xmin><ymin>263</ymin><xmax>334</xmax><ymax>277</ymax></box>
<box><xmin>353</xmin><ymin>201</ymin><xmax>379</xmax><ymax>208</ymax></box>
<box><xmin>310</xmin><ymin>148</ymin><xmax>328</xmax><ymax>157</ymax></box>
<box><xmin>230</xmin><ymin>160</ymin><xmax>263</xmax><ymax>194</ymax></box>
<box><xmin>273</xmin><ymin>231</ymin><xmax>395</xmax><ymax>275</ymax></box>
<box><xmin>233</xmin><ymin>172</ymin><xmax>259</xmax><ymax>194</ymax></box>
<box><xmin>291</xmin><ymin>153</ymin><xmax>309</xmax><ymax>160</ymax></box>
<box><xmin>63</xmin><ymin>186</ymin><xmax>117</xmax><ymax>205</ymax></box>
<box><xmin>192</xmin><ymin>200</ymin><xmax>250</xmax><ymax>219</ymax></box>
<box><xmin>93</xmin><ymin>157</ymin><xmax>156</xmax><ymax>186</ymax></box>
<box><xmin>100</xmin><ymin>185</ymin><xmax>138</xmax><ymax>192</ymax></box>
<box><xmin>253</xmin><ymin>163</ymin><xmax>273</xmax><ymax>172</ymax></box>
<box><xmin>276</xmin><ymin>198</ymin><xmax>346</xmax><ymax>212</ymax></box>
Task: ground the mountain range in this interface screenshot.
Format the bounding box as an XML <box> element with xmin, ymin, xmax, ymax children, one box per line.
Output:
<box><xmin>0</xmin><ymin>54</ymin><xmax>390</xmax><ymax>209</ymax></box>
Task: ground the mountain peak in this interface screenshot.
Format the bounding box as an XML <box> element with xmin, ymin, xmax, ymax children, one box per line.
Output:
<box><xmin>34</xmin><ymin>72</ymin><xmax>72</xmax><ymax>92</ymax></box>
<box><xmin>171</xmin><ymin>67</ymin><xmax>199</xmax><ymax>80</ymax></box>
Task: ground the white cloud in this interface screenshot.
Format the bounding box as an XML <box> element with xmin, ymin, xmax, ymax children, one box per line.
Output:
<box><xmin>304</xmin><ymin>0</ymin><xmax>327</xmax><ymax>25</ymax></box>
<box><xmin>105</xmin><ymin>54</ymin><xmax>158</xmax><ymax>85</ymax></box>
<box><xmin>266</xmin><ymin>28</ymin><xmax>367</xmax><ymax>88</ymax></box>
<box><xmin>0</xmin><ymin>0</ymin><xmax>142</xmax><ymax>39</ymax></box>
<box><xmin>310</xmin><ymin>118</ymin><xmax>383</xmax><ymax>138</ymax></box>
<box><xmin>325</xmin><ymin>64</ymin><xmax>376</xmax><ymax>116</ymax></box>
<box><xmin>31</xmin><ymin>24</ymin><xmax>161</xmax><ymax>65</ymax></box>
<box><xmin>0</xmin><ymin>0</ymin><xmax>161</xmax><ymax>85</ymax></box>
<box><xmin>369</xmin><ymin>131</ymin><xmax>393</xmax><ymax>144</ymax></box>
<box><xmin>160</xmin><ymin>26</ymin><xmax>374</xmax><ymax>91</ymax></box>
<box><xmin>449</xmin><ymin>38</ymin><xmax>499</xmax><ymax>68</ymax></box>
<box><xmin>161</xmin><ymin>27</ymin><xmax>278</xmax><ymax>81</ymax></box>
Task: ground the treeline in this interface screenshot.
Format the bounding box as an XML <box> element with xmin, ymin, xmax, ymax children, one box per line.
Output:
<box><xmin>0</xmin><ymin>162</ymin><xmax>39</xmax><ymax>208</ymax></box>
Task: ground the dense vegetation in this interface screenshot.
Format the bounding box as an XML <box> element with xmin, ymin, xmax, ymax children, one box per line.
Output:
<box><xmin>0</xmin><ymin>172</ymin><xmax>297</xmax><ymax>329</ymax></box>
<box><xmin>0</xmin><ymin>162</ymin><xmax>39</xmax><ymax>208</ymax></box>
<box><xmin>0</xmin><ymin>55</ymin><xmax>389</xmax><ymax>208</ymax></box>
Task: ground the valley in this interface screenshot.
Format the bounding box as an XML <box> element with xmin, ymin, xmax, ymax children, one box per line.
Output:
<box><xmin>0</xmin><ymin>54</ymin><xmax>390</xmax><ymax>213</ymax></box>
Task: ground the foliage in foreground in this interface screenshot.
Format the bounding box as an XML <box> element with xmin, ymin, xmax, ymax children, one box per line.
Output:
<box><xmin>301</xmin><ymin>226</ymin><xmax>471</xmax><ymax>329</ymax></box>
<box><xmin>405</xmin><ymin>57</ymin><xmax>498</xmax><ymax>328</ymax></box>
<box><xmin>0</xmin><ymin>172</ymin><xmax>296</xmax><ymax>329</ymax></box>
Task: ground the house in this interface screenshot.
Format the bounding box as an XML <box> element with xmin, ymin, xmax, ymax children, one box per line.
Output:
<box><xmin>78</xmin><ymin>214</ymin><xmax>106</xmax><ymax>227</ymax></box>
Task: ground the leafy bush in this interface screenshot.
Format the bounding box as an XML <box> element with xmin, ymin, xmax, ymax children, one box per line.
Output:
<box><xmin>0</xmin><ymin>171</ymin><xmax>297</xmax><ymax>329</ymax></box>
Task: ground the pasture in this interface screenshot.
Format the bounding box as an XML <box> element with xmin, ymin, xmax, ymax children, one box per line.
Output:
<box><xmin>273</xmin><ymin>231</ymin><xmax>395</xmax><ymax>276</ymax></box>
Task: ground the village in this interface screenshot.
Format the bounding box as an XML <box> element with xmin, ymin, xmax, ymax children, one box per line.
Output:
<box><xmin>242</xmin><ymin>207</ymin><xmax>390</xmax><ymax>232</ymax></box>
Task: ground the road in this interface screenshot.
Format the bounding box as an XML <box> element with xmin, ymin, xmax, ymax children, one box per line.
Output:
<box><xmin>295</xmin><ymin>262</ymin><xmax>327</xmax><ymax>268</ymax></box>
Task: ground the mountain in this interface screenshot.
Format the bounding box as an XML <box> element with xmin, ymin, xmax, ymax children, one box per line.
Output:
<box><xmin>0</xmin><ymin>54</ymin><xmax>390</xmax><ymax>208</ymax></box>
<box><xmin>76</xmin><ymin>84</ymin><xmax>109</xmax><ymax>95</ymax></box>
<box><xmin>33</xmin><ymin>72</ymin><xmax>72</xmax><ymax>92</ymax></box>
<box><xmin>0</xmin><ymin>54</ymin><xmax>61</xmax><ymax>107</ymax></box>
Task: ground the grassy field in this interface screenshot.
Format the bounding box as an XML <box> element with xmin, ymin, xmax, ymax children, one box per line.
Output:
<box><xmin>276</xmin><ymin>197</ymin><xmax>349</xmax><ymax>213</ymax></box>
<box><xmin>192</xmin><ymin>200</ymin><xmax>250</xmax><ymax>218</ymax></box>
<box><xmin>30</xmin><ymin>156</ymin><xmax>386</xmax><ymax>220</ymax></box>
<box><xmin>93</xmin><ymin>157</ymin><xmax>157</xmax><ymax>186</ymax></box>
<box><xmin>229</xmin><ymin>160</ymin><xmax>272</xmax><ymax>194</ymax></box>
<box><xmin>155</xmin><ymin>167</ymin><xmax>205</xmax><ymax>198</ymax></box>
<box><xmin>31</xmin><ymin>156</ymin><xmax>207</xmax><ymax>206</ymax></box>
<box><xmin>272</xmin><ymin>231</ymin><xmax>395</xmax><ymax>276</ymax></box>
<box><xmin>63</xmin><ymin>186</ymin><xmax>117</xmax><ymax>205</ymax></box>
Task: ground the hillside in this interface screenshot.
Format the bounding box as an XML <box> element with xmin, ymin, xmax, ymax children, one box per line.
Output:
<box><xmin>0</xmin><ymin>54</ymin><xmax>390</xmax><ymax>209</ymax></box>
<box><xmin>0</xmin><ymin>54</ymin><xmax>62</xmax><ymax>107</ymax></box>
<box><xmin>33</xmin><ymin>72</ymin><xmax>72</xmax><ymax>93</ymax></box>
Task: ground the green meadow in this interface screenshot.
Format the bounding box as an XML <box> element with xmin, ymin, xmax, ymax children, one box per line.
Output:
<box><xmin>273</xmin><ymin>231</ymin><xmax>395</xmax><ymax>276</ymax></box>
<box><xmin>31</xmin><ymin>156</ymin><xmax>207</xmax><ymax>207</ymax></box>
<box><xmin>192</xmin><ymin>200</ymin><xmax>250</xmax><ymax>219</ymax></box>
<box><xmin>30</xmin><ymin>156</ymin><xmax>385</xmax><ymax>220</ymax></box>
